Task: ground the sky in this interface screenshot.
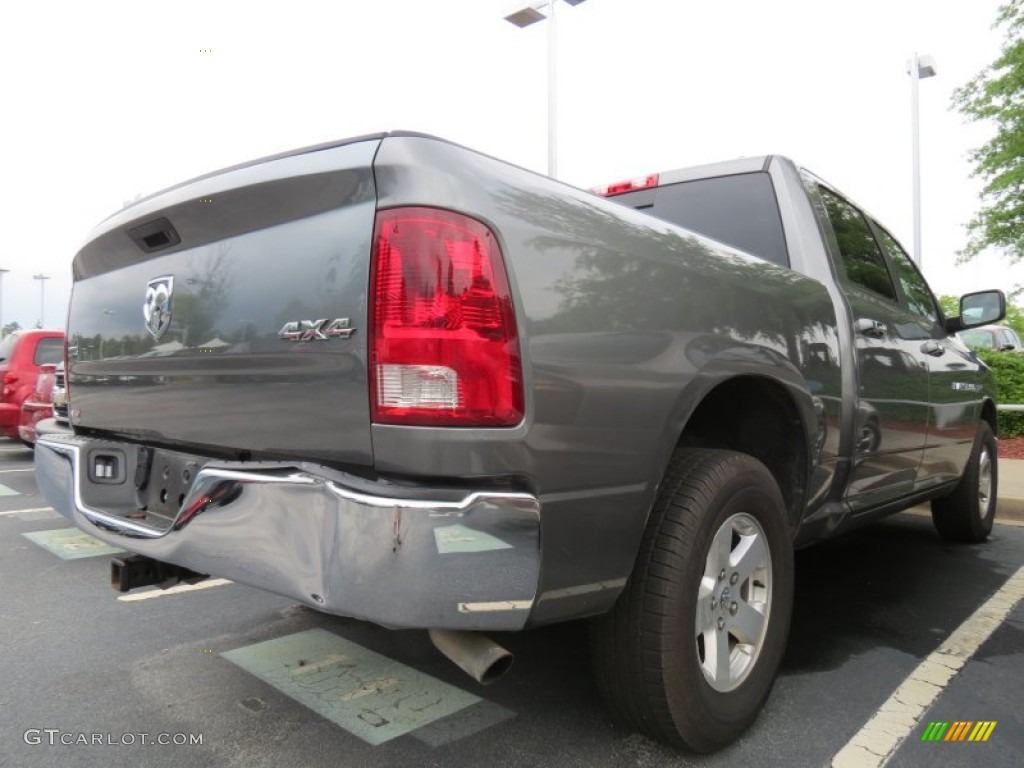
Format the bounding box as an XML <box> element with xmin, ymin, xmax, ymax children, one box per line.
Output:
<box><xmin>0</xmin><ymin>0</ymin><xmax>1017</xmax><ymax>330</ymax></box>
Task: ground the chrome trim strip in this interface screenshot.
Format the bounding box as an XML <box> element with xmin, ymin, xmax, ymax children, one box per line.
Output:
<box><xmin>457</xmin><ymin>600</ymin><xmax>534</xmax><ymax>613</ymax></box>
<box><xmin>38</xmin><ymin>436</ymin><xmax>536</xmax><ymax>538</ymax></box>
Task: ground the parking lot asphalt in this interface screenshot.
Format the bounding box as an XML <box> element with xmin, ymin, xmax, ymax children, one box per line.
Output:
<box><xmin>1</xmin><ymin>438</ymin><xmax>1022</xmax><ymax>768</ymax></box>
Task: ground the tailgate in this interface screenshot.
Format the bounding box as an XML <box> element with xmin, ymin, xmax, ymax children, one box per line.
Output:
<box><xmin>67</xmin><ymin>136</ymin><xmax>382</xmax><ymax>468</ymax></box>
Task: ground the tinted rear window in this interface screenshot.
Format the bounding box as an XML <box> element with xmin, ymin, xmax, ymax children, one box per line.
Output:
<box><xmin>34</xmin><ymin>337</ymin><xmax>63</xmax><ymax>365</ymax></box>
<box><xmin>617</xmin><ymin>172</ymin><xmax>789</xmax><ymax>267</ymax></box>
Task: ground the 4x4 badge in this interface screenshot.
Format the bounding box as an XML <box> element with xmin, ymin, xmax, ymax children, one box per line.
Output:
<box><xmin>278</xmin><ymin>318</ymin><xmax>355</xmax><ymax>342</ymax></box>
<box><xmin>143</xmin><ymin>276</ymin><xmax>174</xmax><ymax>341</ymax></box>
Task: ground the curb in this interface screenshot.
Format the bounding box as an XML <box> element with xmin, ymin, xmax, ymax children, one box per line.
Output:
<box><xmin>997</xmin><ymin>497</ymin><xmax>1024</xmax><ymax>525</ymax></box>
<box><xmin>996</xmin><ymin>458</ymin><xmax>1024</xmax><ymax>524</ymax></box>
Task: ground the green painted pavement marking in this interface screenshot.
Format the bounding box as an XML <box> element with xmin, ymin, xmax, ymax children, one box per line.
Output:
<box><xmin>21</xmin><ymin>528</ymin><xmax>124</xmax><ymax>560</ymax></box>
<box><xmin>222</xmin><ymin>628</ymin><xmax>481</xmax><ymax>745</ymax></box>
<box><xmin>0</xmin><ymin>483</ymin><xmax>20</xmax><ymax>496</ymax></box>
<box><xmin>411</xmin><ymin>699</ymin><xmax>516</xmax><ymax>746</ymax></box>
<box><xmin>433</xmin><ymin>524</ymin><xmax>513</xmax><ymax>554</ymax></box>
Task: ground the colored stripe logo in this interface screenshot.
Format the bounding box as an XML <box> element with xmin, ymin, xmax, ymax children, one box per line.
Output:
<box><xmin>921</xmin><ymin>721</ymin><xmax>997</xmax><ymax>742</ymax></box>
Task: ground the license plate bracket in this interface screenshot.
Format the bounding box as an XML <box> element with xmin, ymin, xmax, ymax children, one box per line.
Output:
<box><xmin>142</xmin><ymin>448</ymin><xmax>205</xmax><ymax>519</ymax></box>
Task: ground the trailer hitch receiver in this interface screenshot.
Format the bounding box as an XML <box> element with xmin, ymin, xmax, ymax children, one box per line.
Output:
<box><xmin>111</xmin><ymin>554</ymin><xmax>208</xmax><ymax>592</ymax></box>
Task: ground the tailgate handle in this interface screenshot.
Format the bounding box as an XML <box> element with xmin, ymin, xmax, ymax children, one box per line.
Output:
<box><xmin>128</xmin><ymin>217</ymin><xmax>181</xmax><ymax>253</ymax></box>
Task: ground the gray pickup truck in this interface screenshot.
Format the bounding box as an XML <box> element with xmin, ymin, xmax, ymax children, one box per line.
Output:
<box><xmin>36</xmin><ymin>133</ymin><xmax>1005</xmax><ymax>752</ymax></box>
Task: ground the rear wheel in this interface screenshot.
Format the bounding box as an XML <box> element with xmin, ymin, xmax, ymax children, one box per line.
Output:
<box><xmin>591</xmin><ymin>448</ymin><xmax>794</xmax><ymax>752</ymax></box>
<box><xmin>931</xmin><ymin>421</ymin><xmax>997</xmax><ymax>543</ymax></box>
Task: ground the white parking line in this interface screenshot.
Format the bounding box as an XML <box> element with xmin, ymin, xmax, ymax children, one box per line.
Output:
<box><xmin>0</xmin><ymin>468</ymin><xmax>35</xmax><ymax>473</ymax></box>
<box><xmin>0</xmin><ymin>506</ymin><xmax>55</xmax><ymax>517</ymax></box>
<box><xmin>116</xmin><ymin>578</ymin><xmax>233</xmax><ymax>601</ymax></box>
<box><xmin>832</xmin><ymin>565</ymin><xmax>1024</xmax><ymax>767</ymax></box>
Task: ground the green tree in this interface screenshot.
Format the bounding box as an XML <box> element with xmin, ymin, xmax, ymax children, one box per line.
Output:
<box><xmin>1003</xmin><ymin>301</ymin><xmax>1024</xmax><ymax>337</ymax></box>
<box><xmin>937</xmin><ymin>294</ymin><xmax>959</xmax><ymax>319</ymax></box>
<box><xmin>1</xmin><ymin>321</ymin><xmax>21</xmax><ymax>337</ymax></box>
<box><xmin>952</xmin><ymin>0</ymin><xmax>1024</xmax><ymax>261</ymax></box>
<box><xmin>977</xmin><ymin>349</ymin><xmax>1024</xmax><ymax>435</ymax></box>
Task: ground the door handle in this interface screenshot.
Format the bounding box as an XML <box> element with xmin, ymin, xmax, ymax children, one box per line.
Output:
<box><xmin>855</xmin><ymin>318</ymin><xmax>886</xmax><ymax>339</ymax></box>
<box><xmin>920</xmin><ymin>340</ymin><xmax>945</xmax><ymax>357</ymax></box>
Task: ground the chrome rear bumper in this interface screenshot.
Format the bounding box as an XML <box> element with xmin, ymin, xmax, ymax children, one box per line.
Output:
<box><xmin>34</xmin><ymin>434</ymin><xmax>541</xmax><ymax>631</ymax></box>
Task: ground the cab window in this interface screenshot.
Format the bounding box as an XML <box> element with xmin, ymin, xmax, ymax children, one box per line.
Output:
<box><xmin>818</xmin><ymin>187</ymin><xmax>898</xmax><ymax>302</ymax></box>
<box><xmin>615</xmin><ymin>172</ymin><xmax>790</xmax><ymax>267</ymax></box>
<box><xmin>874</xmin><ymin>226</ymin><xmax>940</xmax><ymax>327</ymax></box>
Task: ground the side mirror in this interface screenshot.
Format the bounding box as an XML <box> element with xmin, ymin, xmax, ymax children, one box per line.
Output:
<box><xmin>945</xmin><ymin>290</ymin><xmax>1006</xmax><ymax>332</ymax></box>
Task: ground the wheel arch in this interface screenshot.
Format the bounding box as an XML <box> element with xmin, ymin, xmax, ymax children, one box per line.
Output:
<box><xmin>663</xmin><ymin>373</ymin><xmax>814</xmax><ymax>532</ymax></box>
<box><xmin>981</xmin><ymin>397</ymin><xmax>998</xmax><ymax>437</ymax></box>
<box><xmin>531</xmin><ymin>370</ymin><xmax>818</xmax><ymax>627</ymax></box>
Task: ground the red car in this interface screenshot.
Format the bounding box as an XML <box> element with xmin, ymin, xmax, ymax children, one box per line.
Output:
<box><xmin>0</xmin><ymin>330</ymin><xmax>64</xmax><ymax>440</ymax></box>
<box><xmin>19</xmin><ymin>363</ymin><xmax>58</xmax><ymax>446</ymax></box>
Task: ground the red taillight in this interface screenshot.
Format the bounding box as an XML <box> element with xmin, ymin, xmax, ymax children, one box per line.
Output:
<box><xmin>591</xmin><ymin>174</ymin><xmax>660</xmax><ymax>197</ymax></box>
<box><xmin>369</xmin><ymin>207</ymin><xmax>523</xmax><ymax>427</ymax></box>
<box><xmin>1</xmin><ymin>371</ymin><xmax>15</xmax><ymax>400</ymax></box>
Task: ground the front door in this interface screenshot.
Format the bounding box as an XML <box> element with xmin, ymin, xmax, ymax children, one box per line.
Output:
<box><xmin>873</xmin><ymin>224</ymin><xmax>981</xmax><ymax>486</ymax></box>
<box><xmin>817</xmin><ymin>187</ymin><xmax>931</xmax><ymax>510</ymax></box>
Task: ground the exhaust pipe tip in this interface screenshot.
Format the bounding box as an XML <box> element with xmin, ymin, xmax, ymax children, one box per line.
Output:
<box><xmin>428</xmin><ymin>629</ymin><xmax>514</xmax><ymax>685</ymax></box>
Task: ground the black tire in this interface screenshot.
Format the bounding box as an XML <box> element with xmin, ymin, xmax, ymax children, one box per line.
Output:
<box><xmin>591</xmin><ymin>448</ymin><xmax>794</xmax><ymax>752</ymax></box>
<box><xmin>861</xmin><ymin>415</ymin><xmax>881</xmax><ymax>454</ymax></box>
<box><xmin>931</xmin><ymin>421</ymin><xmax>997</xmax><ymax>543</ymax></box>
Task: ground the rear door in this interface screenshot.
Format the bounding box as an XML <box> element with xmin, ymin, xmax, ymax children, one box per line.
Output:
<box><xmin>872</xmin><ymin>225</ymin><xmax>981</xmax><ymax>485</ymax></box>
<box><xmin>816</xmin><ymin>187</ymin><xmax>931</xmax><ymax>510</ymax></box>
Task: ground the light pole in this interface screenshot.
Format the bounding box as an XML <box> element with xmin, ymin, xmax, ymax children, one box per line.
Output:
<box><xmin>908</xmin><ymin>52</ymin><xmax>937</xmax><ymax>268</ymax></box>
<box><xmin>505</xmin><ymin>0</ymin><xmax>588</xmax><ymax>179</ymax></box>
<box><xmin>33</xmin><ymin>273</ymin><xmax>50</xmax><ymax>328</ymax></box>
<box><xmin>0</xmin><ymin>268</ymin><xmax>8</xmax><ymax>336</ymax></box>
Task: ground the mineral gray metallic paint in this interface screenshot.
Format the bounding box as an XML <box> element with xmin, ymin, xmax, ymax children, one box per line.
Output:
<box><xmin>67</xmin><ymin>138</ymin><xmax>380</xmax><ymax>467</ymax></box>
<box><xmin>371</xmin><ymin>138</ymin><xmax>838</xmax><ymax>621</ymax></box>
<box><xmin>36</xmin><ymin>133</ymin><xmax>996</xmax><ymax>630</ymax></box>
